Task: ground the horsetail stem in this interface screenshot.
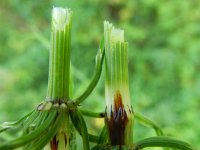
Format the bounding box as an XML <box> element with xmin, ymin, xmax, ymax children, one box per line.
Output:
<box><xmin>104</xmin><ymin>21</ymin><xmax>134</xmax><ymax>147</ymax></box>
<box><xmin>46</xmin><ymin>7</ymin><xmax>72</xmax><ymax>101</ymax></box>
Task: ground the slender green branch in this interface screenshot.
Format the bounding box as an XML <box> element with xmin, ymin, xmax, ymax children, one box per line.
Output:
<box><xmin>0</xmin><ymin>110</ymin><xmax>34</xmax><ymax>133</ymax></box>
<box><xmin>70</xmin><ymin>109</ymin><xmax>90</xmax><ymax>150</ymax></box>
<box><xmin>135</xmin><ymin>112</ymin><xmax>170</xmax><ymax>150</ymax></box>
<box><xmin>1</xmin><ymin>110</ymin><xmax>34</xmax><ymax>127</ymax></box>
<box><xmin>98</xmin><ymin>125</ymin><xmax>108</xmax><ymax>144</ymax></box>
<box><xmin>23</xmin><ymin>111</ymin><xmax>40</xmax><ymax>133</ymax></box>
<box><xmin>34</xmin><ymin>111</ymin><xmax>49</xmax><ymax>128</ymax></box>
<box><xmin>134</xmin><ymin>112</ymin><xmax>164</xmax><ymax>136</ymax></box>
<box><xmin>80</xmin><ymin>110</ymin><xmax>164</xmax><ymax>137</ymax></box>
<box><xmin>27</xmin><ymin>111</ymin><xmax>63</xmax><ymax>150</ymax></box>
<box><xmin>134</xmin><ymin>137</ymin><xmax>196</xmax><ymax>150</ymax></box>
<box><xmin>88</xmin><ymin>134</ymin><xmax>99</xmax><ymax>143</ymax></box>
<box><xmin>74</xmin><ymin>38</ymin><xmax>105</xmax><ymax>105</ymax></box>
<box><xmin>79</xmin><ymin>108</ymin><xmax>105</xmax><ymax>118</ymax></box>
<box><xmin>0</xmin><ymin>111</ymin><xmax>57</xmax><ymax>150</ymax></box>
<box><xmin>91</xmin><ymin>145</ymin><xmax>130</xmax><ymax>150</ymax></box>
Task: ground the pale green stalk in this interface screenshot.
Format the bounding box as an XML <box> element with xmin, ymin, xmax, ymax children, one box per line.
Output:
<box><xmin>46</xmin><ymin>7</ymin><xmax>72</xmax><ymax>100</ymax></box>
<box><xmin>45</xmin><ymin>7</ymin><xmax>76</xmax><ymax>150</ymax></box>
<box><xmin>104</xmin><ymin>21</ymin><xmax>134</xmax><ymax>147</ymax></box>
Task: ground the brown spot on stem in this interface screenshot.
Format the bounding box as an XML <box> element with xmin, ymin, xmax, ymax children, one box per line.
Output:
<box><xmin>105</xmin><ymin>90</ymin><xmax>131</xmax><ymax>148</ymax></box>
<box><xmin>50</xmin><ymin>136</ymin><xmax>58</xmax><ymax>150</ymax></box>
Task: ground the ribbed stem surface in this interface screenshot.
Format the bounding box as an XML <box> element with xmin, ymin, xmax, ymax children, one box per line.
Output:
<box><xmin>45</xmin><ymin>7</ymin><xmax>76</xmax><ymax>150</ymax></box>
<box><xmin>46</xmin><ymin>8</ymin><xmax>72</xmax><ymax>101</ymax></box>
<box><xmin>104</xmin><ymin>21</ymin><xmax>134</xmax><ymax>147</ymax></box>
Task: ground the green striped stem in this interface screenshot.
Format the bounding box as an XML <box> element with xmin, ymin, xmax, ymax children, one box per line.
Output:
<box><xmin>134</xmin><ymin>136</ymin><xmax>196</xmax><ymax>150</ymax></box>
<box><xmin>46</xmin><ymin>7</ymin><xmax>72</xmax><ymax>101</ymax></box>
<box><xmin>45</xmin><ymin>7</ymin><xmax>76</xmax><ymax>150</ymax></box>
<box><xmin>104</xmin><ymin>21</ymin><xmax>134</xmax><ymax>147</ymax></box>
<box><xmin>0</xmin><ymin>111</ymin><xmax>57</xmax><ymax>150</ymax></box>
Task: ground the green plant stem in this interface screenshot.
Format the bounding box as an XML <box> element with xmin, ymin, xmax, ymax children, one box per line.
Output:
<box><xmin>135</xmin><ymin>113</ymin><xmax>169</xmax><ymax>150</ymax></box>
<box><xmin>70</xmin><ymin>109</ymin><xmax>90</xmax><ymax>150</ymax></box>
<box><xmin>134</xmin><ymin>137</ymin><xmax>196</xmax><ymax>150</ymax></box>
<box><xmin>0</xmin><ymin>110</ymin><xmax>34</xmax><ymax>133</ymax></box>
<box><xmin>47</xmin><ymin>29</ymin><xmax>71</xmax><ymax>100</ymax></box>
<box><xmin>23</xmin><ymin>111</ymin><xmax>40</xmax><ymax>132</ymax></box>
<box><xmin>79</xmin><ymin>108</ymin><xmax>105</xmax><ymax>118</ymax></box>
<box><xmin>88</xmin><ymin>134</ymin><xmax>99</xmax><ymax>143</ymax></box>
<box><xmin>80</xmin><ymin>110</ymin><xmax>164</xmax><ymax>137</ymax></box>
<box><xmin>46</xmin><ymin>9</ymin><xmax>72</xmax><ymax>101</ymax></box>
<box><xmin>74</xmin><ymin>38</ymin><xmax>104</xmax><ymax>105</ymax></box>
<box><xmin>104</xmin><ymin>21</ymin><xmax>133</xmax><ymax>146</ymax></box>
<box><xmin>98</xmin><ymin>125</ymin><xmax>108</xmax><ymax>144</ymax></box>
<box><xmin>0</xmin><ymin>111</ymin><xmax>57</xmax><ymax>150</ymax></box>
<box><xmin>27</xmin><ymin>111</ymin><xmax>64</xmax><ymax>150</ymax></box>
<box><xmin>134</xmin><ymin>112</ymin><xmax>164</xmax><ymax>136</ymax></box>
<box><xmin>45</xmin><ymin>7</ymin><xmax>76</xmax><ymax>150</ymax></box>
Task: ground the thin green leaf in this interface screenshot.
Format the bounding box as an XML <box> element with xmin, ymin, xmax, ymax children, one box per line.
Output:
<box><xmin>70</xmin><ymin>109</ymin><xmax>90</xmax><ymax>150</ymax></box>
<box><xmin>91</xmin><ymin>145</ymin><xmax>130</xmax><ymax>150</ymax></box>
<box><xmin>74</xmin><ymin>37</ymin><xmax>105</xmax><ymax>105</ymax></box>
<box><xmin>135</xmin><ymin>112</ymin><xmax>164</xmax><ymax>136</ymax></box>
<box><xmin>80</xmin><ymin>108</ymin><xmax>105</xmax><ymax>118</ymax></box>
<box><xmin>23</xmin><ymin>111</ymin><xmax>40</xmax><ymax>133</ymax></box>
<box><xmin>134</xmin><ymin>136</ymin><xmax>196</xmax><ymax>150</ymax></box>
<box><xmin>98</xmin><ymin>125</ymin><xmax>108</xmax><ymax>144</ymax></box>
<box><xmin>27</xmin><ymin>111</ymin><xmax>63</xmax><ymax>150</ymax></box>
<box><xmin>0</xmin><ymin>111</ymin><xmax>57</xmax><ymax>150</ymax></box>
<box><xmin>89</xmin><ymin>134</ymin><xmax>99</xmax><ymax>143</ymax></box>
<box><xmin>0</xmin><ymin>110</ymin><xmax>35</xmax><ymax>133</ymax></box>
<box><xmin>1</xmin><ymin>110</ymin><xmax>34</xmax><ymax>127</ymax></box>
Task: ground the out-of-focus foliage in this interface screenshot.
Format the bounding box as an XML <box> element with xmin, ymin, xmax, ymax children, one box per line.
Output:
<box><xmin>0</xmin><ymin>0</ymin><xmax>199</xmax><ymax>148</ymax></box>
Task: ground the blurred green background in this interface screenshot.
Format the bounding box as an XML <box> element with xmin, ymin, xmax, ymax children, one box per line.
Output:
<box><xmin>0</xmin><ymin>0</ymin><xmax>200</xmax><ymax>148</ymax></box>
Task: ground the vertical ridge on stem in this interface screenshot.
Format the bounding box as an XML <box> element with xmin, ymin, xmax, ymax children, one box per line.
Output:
<box><xmin>46</xmin><ymin>7</ymin><xmax>72</xmax><ymax>101</ymax></box>
<box><xmin>44</xmin><ymin>7</ymin><xmax>76</xmax><ymax>150</ymax></box>
<box><xmin>104</xmin><ymin>21</ymin><xmax>134</xmax><ymax>147</ymax></box>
